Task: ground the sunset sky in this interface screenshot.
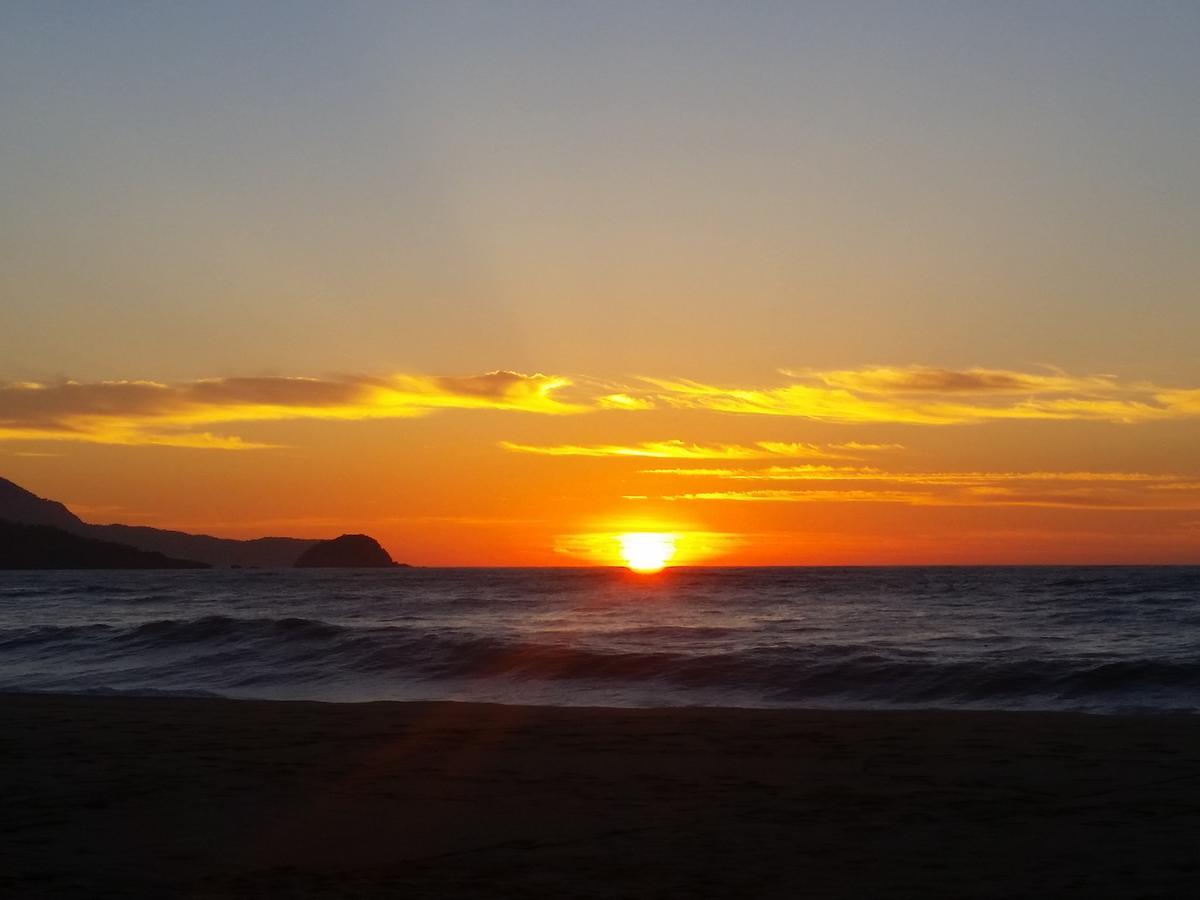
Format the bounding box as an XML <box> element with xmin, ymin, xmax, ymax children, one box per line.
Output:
<box><xmin>2</xmin><ymin>2</ymin><xmax>1199</xmax><ymax>564</ymax></box>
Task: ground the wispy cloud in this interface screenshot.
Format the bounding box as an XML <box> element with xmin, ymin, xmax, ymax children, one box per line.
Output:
<box><xmin>654</xmin><ymin>489</ymin><xmax>929</xmax><ymax>504</ymax></box>
<box><xmin>656</xmin><ymin>488</ymin><xmax>1200</xmax><ymax>509</ymax></box>
<box><xmin>595</xmin><ymin>393</ymin><xmax>656</xmax><ymax>411</ymax></box>
<box><xmin>5</xmin><ymin>363</ymin><xmax>1199</xmax><ymax>449</ymax></box>
<box><xmin>793</xmin><ymin>366</ymin><xmax>1116</xmax><ymax>395</ymax></box>
<box><xmin>641</xmin><ymin>466</ymin><xmax>1181</xmax><ymax>485</ymax></box>
<box><xmin>637</xmin><ymin>366</ymin><xmax>1195</xmax><ymax>424</ymax></box>
<box><xmin>830</xmin><ymin>441</ymin><xmax>906</xmax><ymax>452</ymax></box>
<box><xmin>500</xmin><ymin>440</ymin><xmax>866</xmax><ymax>460</ymax></box>
<box><xmin>0</xmin><ymin>449</ymin><xmax>66</xmax><ymax>458</ymax></box>
<box><xmin>645</xmin><ymin>468</ymin><xmax>1200</xmax><ymax>510</ymax></box>
<box><xmin>0</xmin><ymin>371</ymin><xmax>581</xmax><ymax>448</ymax></box>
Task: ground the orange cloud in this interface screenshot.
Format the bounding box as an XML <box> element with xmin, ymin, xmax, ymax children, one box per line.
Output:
<box><xmin>795</xmin><ymin>366</ymin><xmax>1116</xmax><ymax>395</ymax></box>
<box><xmin>830</xmin><ymin>441</ymin><xmax>906</xmax><ymax>452</ymax></box>
<box><xmin>657</xmin><ymin>488</ymin><xmax>1200</xmax><ymax>509</ymax></box>
<box><xmin>647</xmin><ymin>468</ymin><xmax>1200</xmax><ymax>510</ymax></box>
<box><xmin>5</xmin><ymin>364</ymin><xmax>1199</xmax><ymax>449</ymax></box>
<box><xmin>0</xmin><ymin>371</ymin><xmax>581</xmax><ymax>448</ymax></box>
<box><xmin>637</xmin><ymin>366</ymin><xmax>1193</xmax><ymax>424</ymax></box>
<box><xmin>642</xmin><ymin>466</ymin><xmax>1181</xmax><ymax>485</ymax></box>
<box><xmin>658</xmin><ymin>489</ymin><xmax>928</xmax><ymax>504</ymax></box>
<box><xmin>595</xmin><ymin>393</ymin><xmax>656</xmax><ymax>411</ymax></box>
<box><xmin>500</xmin><ymin>440</ymin><xmax>861</xmax><ymax>460</ymax></box>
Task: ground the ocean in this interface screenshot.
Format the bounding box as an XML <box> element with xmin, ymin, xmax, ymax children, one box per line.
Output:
<box><xmin>1</xmin><ymin>567</ymin><xmax>1197</xmax><ymax>713</ymax></box>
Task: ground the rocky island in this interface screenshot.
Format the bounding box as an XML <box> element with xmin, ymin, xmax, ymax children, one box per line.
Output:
<box><xmin>294</xmin><ymin>534</ymin><xmax>398</xmax><ymax>568</ymax></box>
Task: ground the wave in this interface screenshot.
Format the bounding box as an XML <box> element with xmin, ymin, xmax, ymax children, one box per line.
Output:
<box><xmin>3</xmin><ymin>612</ymin><xmax>1200</xmax><ymax>711</ymax></box>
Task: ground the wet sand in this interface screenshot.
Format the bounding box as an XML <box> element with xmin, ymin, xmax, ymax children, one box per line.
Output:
<box><xmin>3</xmin><ymin>692</ymin><xmax>1199</xmax><ymax>898</ymax></box>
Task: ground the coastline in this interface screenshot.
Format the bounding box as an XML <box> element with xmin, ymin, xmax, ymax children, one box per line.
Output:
<box><xmin>4</xmin><ymin>692</ymin><xmax>1200</xmax><ymax>898</ymax></box>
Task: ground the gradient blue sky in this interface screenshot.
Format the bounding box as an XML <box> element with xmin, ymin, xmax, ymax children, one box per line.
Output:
<box><xmin>4</xmin><ymin>2</ymin><xmax>1198</xmax><ymax>379</ymax></box>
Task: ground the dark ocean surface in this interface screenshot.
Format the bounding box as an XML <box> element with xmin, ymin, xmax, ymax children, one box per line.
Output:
<box><xmin>1</xmin><ymin>567</ymin><xmax>1197</xmax><ymax>712</ymax></box>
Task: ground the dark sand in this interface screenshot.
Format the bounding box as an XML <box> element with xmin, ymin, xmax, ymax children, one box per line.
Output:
<box><xmin>3</xmin><ymin>693</ymin><xmax>1199</xmax><ymax>898</ymax></box>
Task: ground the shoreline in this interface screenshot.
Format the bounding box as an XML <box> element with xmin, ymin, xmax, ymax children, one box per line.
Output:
<box><xmin>5</xmin><ymin>692</ymin><xmax>1200</xmax><ymax>897</ymax></box>
<box><xmin>4</xmin><ymin>687</ymin><xmax>1199</xmax><ymax>716</ymax></box>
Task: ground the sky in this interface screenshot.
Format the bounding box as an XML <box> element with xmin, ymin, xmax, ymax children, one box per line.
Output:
<box><xmin>2</xmin><ymin>1</ymin><xmax>1199</xmax><ymax>564</ymax></box>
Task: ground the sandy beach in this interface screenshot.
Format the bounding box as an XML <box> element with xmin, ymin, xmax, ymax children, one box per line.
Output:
<box><xmin>3</xmin><ymin>693</ymin><xmax>1199</xmax><ymax>898</ymax></box>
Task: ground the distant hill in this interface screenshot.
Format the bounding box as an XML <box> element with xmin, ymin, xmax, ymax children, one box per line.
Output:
<box><xmin>0</xmin><ymin>476</ymin><xmax>84</xmax><ymax>530</ymax></box>
<box><xmin>0</xmin><ymin>476</ymin><xmax>377</xmax><ymax>568</ymax></box>
<box><xmin>0</xmin><ymin>520</ymin><xmax>209</xmax><ymax>569</ymax></box>
<box><xmin>84</xmin><ymin>523</ymin><xmax>317</xmax><ymax>569</ymax></box>
<box><xmin>295</xmin><ymin>534</ymin><xmax>396</xmax><ymax>568</ymax></box>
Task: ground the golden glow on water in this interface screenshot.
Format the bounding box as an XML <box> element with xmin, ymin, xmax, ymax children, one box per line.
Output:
<box><xmin>616</xmin><ymin>532</ymin><xmax>677</xmax><ymax>573</ymax></box>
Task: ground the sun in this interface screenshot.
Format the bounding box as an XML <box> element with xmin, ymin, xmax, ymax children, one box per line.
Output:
<box><xmin>617</xmin><ymin>532</ymin><xmax>677</xmax><ymax>574</ymax></box>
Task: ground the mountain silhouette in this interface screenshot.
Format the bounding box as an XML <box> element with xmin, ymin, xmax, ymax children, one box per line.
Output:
<box><xmin>0</xmin><ymin>520</ymin><xmax>208</xmax><ymax>569</ymax></box>
<box><xmin>0</xmin><ymin>477</ymin><xmax>84</xmax><ymax>530</ymax></box>
<box><xmin>0</xmin><ymin>476</ymin><xmax>399</xmax><ymax>568</ymax></box>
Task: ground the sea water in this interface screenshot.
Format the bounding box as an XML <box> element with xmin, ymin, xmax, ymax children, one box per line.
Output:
<box><xmin>1</xmin><ymin>566</ymin><xmax>1197</xmax><ymax>712</ymax></box>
